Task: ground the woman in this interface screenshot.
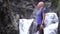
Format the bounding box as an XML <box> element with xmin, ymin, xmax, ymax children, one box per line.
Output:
<box><xmin>36</xmin><ymin>1</ymin><xmax>45</xmax><ymax>34</ymax></box>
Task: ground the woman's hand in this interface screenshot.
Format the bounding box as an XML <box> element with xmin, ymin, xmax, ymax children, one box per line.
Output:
<box><xmin>40</xmin><ymin>24</ymin><xmax>44</xmax><ymax>29</ymax></box>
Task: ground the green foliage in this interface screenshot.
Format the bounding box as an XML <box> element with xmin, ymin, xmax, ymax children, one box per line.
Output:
<box><xmin>58</xmin><ymin>2</ymin><xmax>60</xmax><ymax>9</ymax></box>
<box><xmin>51</xmin><ymin>0</ymin><xmax>58</xmax><ymax>7</ymax></box>
<box><xmin>57</xmin><ymin>1</ymin><xmax>60</xmax><ymax>17</ymax></box>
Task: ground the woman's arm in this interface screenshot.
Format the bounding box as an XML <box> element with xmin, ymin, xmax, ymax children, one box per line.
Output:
<box><xmin>40</xmin><ymin>13</ymin><xmax>45</xmax><ymax>29</ymax></box>
<box><xmin>42</xmin><ymin>13</ymin><xmax>45</xmax><ymax>25</ymax></box>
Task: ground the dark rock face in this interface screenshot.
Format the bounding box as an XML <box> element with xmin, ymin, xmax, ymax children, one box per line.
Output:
<box><xmin>0</xmin><ymin>0</ymin><xmax>37</xmax><ymax>34</ymax></box>
<box><xmin>0</xmin><ymin>0</ymin><xmax>19</xmax><ymax>34</ymax></box>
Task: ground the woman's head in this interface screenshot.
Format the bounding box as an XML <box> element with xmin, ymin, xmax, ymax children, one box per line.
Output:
<box><xmin>37</xmin><ymin>1</ymin><xmax>44</xmax><ymax>9</ymax></box>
